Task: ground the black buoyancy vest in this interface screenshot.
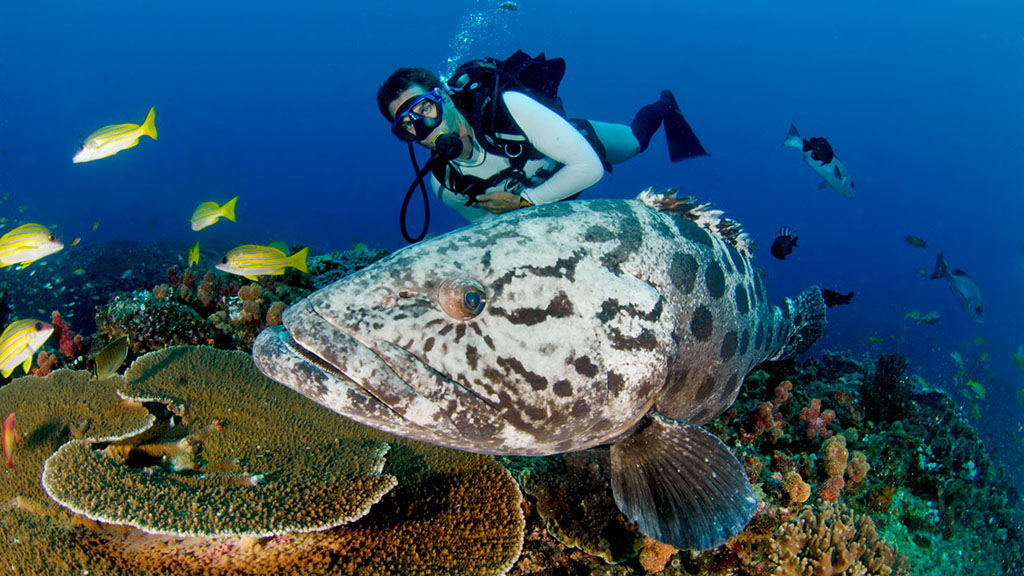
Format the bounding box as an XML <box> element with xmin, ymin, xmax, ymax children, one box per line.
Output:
<box><xmin>433</xmin><ymin>51</ymin><xmax>606</xmax><ymax>205</ymax></box>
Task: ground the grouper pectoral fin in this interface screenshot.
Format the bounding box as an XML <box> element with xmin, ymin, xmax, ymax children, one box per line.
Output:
<box><xmin>609</xmin><ymin>413</ymin><xmax>756</xmax><ymax>551</ymax></box>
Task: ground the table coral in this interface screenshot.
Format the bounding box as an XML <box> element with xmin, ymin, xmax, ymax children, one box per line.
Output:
<box><xmin>1</xmin><ymin>346</ymin><xmax>525</xmax><ymax>575</ymax></box>
<box><xmin>42</xmin><ymin>346</ymin><xmax>397</xmax><ymax>538</ymax></box>
<box><xmin>0</xmin><ymin>370</ymin><xmax>155</xmax><ymax>575</ymax></box>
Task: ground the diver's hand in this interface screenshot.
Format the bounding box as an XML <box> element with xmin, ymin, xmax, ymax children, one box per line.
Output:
<box><xmin>476</xmin><ymin>192</ymin><xmax>522</xmax><ymax>214</ymax></box>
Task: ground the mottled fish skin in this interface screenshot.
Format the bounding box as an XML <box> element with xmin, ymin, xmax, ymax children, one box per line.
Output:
<box><xmin>254</xmin><ymin>189</ymin><xmax>822</xmax><ymax>457</ymax></box>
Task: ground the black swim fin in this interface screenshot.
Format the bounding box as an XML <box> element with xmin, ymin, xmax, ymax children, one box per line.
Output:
<box><xmin>609</xmin><ymin>413</ymin><xmax>756</xmax><ymax>550</ymax></box>
<box><xmin>660</xmin><ymin>90</ymin><xmax>709</xmax><ymax>162</ymax></box>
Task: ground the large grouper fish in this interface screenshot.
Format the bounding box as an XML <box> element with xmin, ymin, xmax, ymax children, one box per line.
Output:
<box><xmin>253</xmin><ymin>189</ymin><xmax>826</xmax><ymax>551</ymax></box>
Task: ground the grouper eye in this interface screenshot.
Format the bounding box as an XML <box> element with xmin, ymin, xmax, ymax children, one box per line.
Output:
<box><xmin>436</xmin><ymin>276</ymin><xmax>487</xmax><ymax>321</ymax></box>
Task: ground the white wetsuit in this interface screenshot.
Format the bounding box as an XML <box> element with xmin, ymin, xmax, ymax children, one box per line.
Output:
<box><xmin>431</xmin><ymin>91</ymin><xmax>609</xmax><ymax>223</ymax></box>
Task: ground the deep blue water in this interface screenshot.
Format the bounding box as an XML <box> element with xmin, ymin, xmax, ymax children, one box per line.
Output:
<box><xmin>2</xmin><ymin>2</ymin><xmax>1023</xmax><ymax>483</ymax></box>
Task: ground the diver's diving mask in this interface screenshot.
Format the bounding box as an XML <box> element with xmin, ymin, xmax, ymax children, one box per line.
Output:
<box><xmin>391</xmin><ymin>88</ymin><xmax>444</xmax><ymax>142</ymax></box>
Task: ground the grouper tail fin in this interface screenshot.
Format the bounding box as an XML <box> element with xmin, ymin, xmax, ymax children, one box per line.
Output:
<box><xmin>774</xmin><ymin>286</ymin><xmax>827</xmax><ymax>361</ymax></box>
<box><xmin>609</xmin><ymin>414</ymin><xmax>757</xmax><ymax>551</ymax></box>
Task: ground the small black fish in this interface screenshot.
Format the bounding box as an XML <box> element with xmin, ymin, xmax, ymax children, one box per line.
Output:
<box><xmin>905</xmin><ymin>235</ymin><xmax>927</xmax><ymax>249</ymax></box>
<box><xmin>804</xmin><ymin>137</ymin><xmax>834</xmax><ymax>166</ymax></box>
<box><xmin>821</xmin><ymin>289</ymin><xmax>854</xmax><ymax>308</ymax></box>
<box><xmin>770</xmin><ymin>228</ymin><xmax>798</xmax><ymax>260</ymax></box>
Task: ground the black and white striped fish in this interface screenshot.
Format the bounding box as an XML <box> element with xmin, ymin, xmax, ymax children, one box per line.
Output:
<box><xmin>253</xmin><ymin>188</ymin><xmax>827</xmax><ymax>551</ymax></box>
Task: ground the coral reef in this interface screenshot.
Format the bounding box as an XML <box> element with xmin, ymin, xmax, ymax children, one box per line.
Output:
<box><xmin>307</xmin><ymin>248</ymin><xmax>390</xmax><ymax>289</ymax></box>
<box><xmin>95</xmin><ymin>290</ymin><xmax>220</xmax><ymax>353</ymax></box>
<box><xmin>860</xmin><ymin>353</ymin><xmax>911</xmax><ymax>424</ymax></box>
<box><xmin>0</xmin><ymin>347</ymin><xmax>525</xmax><ymax>575</ymax></box>
<box><xmin>504</xmin><ymin>449</ymin><xmax>645</xmax><ymax>564</ymax></box>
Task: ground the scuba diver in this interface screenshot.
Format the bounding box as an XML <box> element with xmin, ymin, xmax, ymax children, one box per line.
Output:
<box><xmin>376</xmin><ymin>51</ymin><xmax>708</xmax><ymax>241</ymax></box>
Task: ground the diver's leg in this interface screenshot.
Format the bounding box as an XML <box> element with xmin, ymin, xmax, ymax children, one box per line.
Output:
<box><xmin>589</xmin><ymin>121</ymin><xmax>641</xmax><ymax>165</ymax></box>
<box><xmin>629</xmin><ymin>92</ymin><xmax>672</xmax><ymax>153</ymax></box>
<box><xmin>629</xmin><ymin>90</ymin><xmax>709</xmax><ymax>162</ymax></box>
<box><xmin>659</xmin><ymin>90</ymin><xmax>708</xmax><ymax>161</ymax></box>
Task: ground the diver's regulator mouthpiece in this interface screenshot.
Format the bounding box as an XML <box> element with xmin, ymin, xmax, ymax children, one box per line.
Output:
<box><xmin>433</xmin><ymin>132</ymin><xmax>464</xmax><ymax>161</ymax></box>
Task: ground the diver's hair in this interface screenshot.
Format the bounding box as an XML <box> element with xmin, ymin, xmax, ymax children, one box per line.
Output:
<box><xmin>376</xmin><ymin>67</ymin><xmax>442</xmax><ymax>121</ymax></box>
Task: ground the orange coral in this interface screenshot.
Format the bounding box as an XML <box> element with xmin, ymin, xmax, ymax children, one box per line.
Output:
<box><xmin>152</xmin><ymin>284</ymin><xmax>170</xmax><ymax>300</ymax></box>
<box><xmin>266</xmin><ymin>301</ymin><xmax>286</xmax><ymax>326</ymax></box>
<box><xmin>822</xmin><ymin>435</ymin><xmax>849</xmax><ymax>479</ymax></box>
<box><xmin>847</xmin><ymin>450</ymin><xmax>870</xmax><ymax>486</ymax></box>
<box><xmin>639</xmin><ymin>537</ymin><xmax>678</xmax><ymax>573</ymax></box>
<box><xmin>818</xmin><ymin>475</ymin><xmax>846</xmax><ymax>503</ymax></box>
<box><xmin>783</xmin><ymin>470</ymin><xmax>812</xmax><ymax>505</ymax></box>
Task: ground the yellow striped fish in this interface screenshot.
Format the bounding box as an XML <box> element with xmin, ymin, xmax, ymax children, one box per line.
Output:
<box><xmin>0</xmin><ymin>319</ymin><xmax>54</xmax><ymax>378</ymax></box>
<box><xmin>191</xmin><ymin>196</ymin><xmax>238</xmax><ymax>231</ymax></box>
<box><xmin>73</xmin><ymin>106</ymin><xmax>157</xmax><ymax>163</ymax></box>
<box><xmin>0</xmin><ymin>223</ymin><xmax>64</xmax><ymax>269</ymax></box>
<box><xmin>215</xmin><ymin>245</ymin><xmax>309</xmax><ymax>281</ymax></box>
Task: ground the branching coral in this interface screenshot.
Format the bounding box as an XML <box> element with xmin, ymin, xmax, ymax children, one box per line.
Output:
<box><xmin>772</xmin><ymin>504</ymin><xmax>908</xmax><ymax>576</ymax></box>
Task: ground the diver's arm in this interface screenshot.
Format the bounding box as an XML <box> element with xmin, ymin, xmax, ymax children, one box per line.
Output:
<box><xmin>431</xmin><ymin>174</ymin><xmax>493</xmax><ymax>223</ymax></box>
<box><xmin>502</xmin><ymin>91</ymin><xmax>603</xmax><ymax>205</ymax></box>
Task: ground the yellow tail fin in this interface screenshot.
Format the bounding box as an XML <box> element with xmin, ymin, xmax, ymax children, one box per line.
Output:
<box><xmin>141</xmin><ymin>107</ymin><xmax>158</xmax><ymax>140</ymax></box>
<box><xmin>222</xmin><ymin>196</ymin><xmax>238</xmax><ymax>222</ymax></box>
<box><xmin>289</xmin><ymin>247</ymin><xmax>309</xmax><ymax>274</ymax></box>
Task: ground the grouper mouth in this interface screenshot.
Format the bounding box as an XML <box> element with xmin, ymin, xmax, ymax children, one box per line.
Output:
<box><xmin>252</xmin><ymin>300</ymin><xmax>504</xmax><ymax>452</ymax></box>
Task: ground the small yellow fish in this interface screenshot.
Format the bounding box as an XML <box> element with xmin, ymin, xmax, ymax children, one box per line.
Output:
<box><xmin>2</xmin><ymin>413</ymin><xmax>18</xmax><ymax>469</ymax></box>
<box><xmin>71</xmin><ymin>237</ymin><xmax>81</xmax><ymax>247</ymax></box>
<box><xmin>188</xmin><ymin>241</ymin><xmax>201</xmax><ymax>267</ymax></box>
<box><xmin>0</xmin><ymin>319</ymin><xmax>54</xmax><ymax>378</ymax></box>
<box><xmin>0</xmin><ymin>223</ymin><xmax>64</xmax><ymax>269</ymax></box>
<box><xmin>1013</xmin><ymin>347</ymin><xmax>1024</xmax><ymax>376</ymax></box>
<box><xmin>867</xmin><ymin>336</ymin><xmax>884</xmax><ymax>344</ymax></box>
<box><xmin>72</xmin><ymin>268</ymin><xmax>86</xmax><ymax>275</ymax></box>
<box><xmin>73</xmin><ymin>107</ymin><xmax>157</xmax><ymax>163</ymax></box>
<box><xmin>905</xmin><ymin>310</ymin><xmax>941</xmax><ymax>325</ymax></box>
<box><xmin>92</xmin><ymin>221</ymin><xmax>100</xmax><ymax>231</ymax></box>
<box><xmin>216</xmin><ymin>244</ymin><xmax>308</xmax><ymax>281</ymax></box>
<box><xmin>191</xmin><ymin>196</ymin><xmax>238</xmax><ymax>231</ymax></box>
<box><xmin>905</xmin><ymin>235</ymin><xmax>927</xmax><ymax>249</ymax></box>
<box><xmin>965</xmin><ymin>379</ymin><xmax>986</xmax><ymax>400</ymax></box>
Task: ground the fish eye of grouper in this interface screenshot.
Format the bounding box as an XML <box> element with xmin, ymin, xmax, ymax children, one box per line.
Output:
<box><xmin>461</xmin><ymin>287</ymin><xmax>486</xmax><ymax>315</ymax></box>
<box><xmin>435</xmin><ymin>276</ymin><xmax>487</xmax><ymax>320</ymax></box>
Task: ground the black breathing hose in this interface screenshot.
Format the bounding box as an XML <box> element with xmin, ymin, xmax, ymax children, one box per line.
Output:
<box><xmin>400</xmin><ymin>144</ymin><xmax>433</xmax><ymax>244</ymax></box>
<box><xmin>399</xmin><ymin>134</ymin><xmax>464</xmax><ymax>244</ymax></box>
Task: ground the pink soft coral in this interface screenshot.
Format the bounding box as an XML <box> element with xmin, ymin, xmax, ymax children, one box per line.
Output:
<box><xmin>799</xmin><ymin>398</ymin><xmax>836</xmax><ymax>440</ymax></box>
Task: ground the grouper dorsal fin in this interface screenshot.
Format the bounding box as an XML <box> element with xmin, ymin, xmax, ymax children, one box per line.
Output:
<box><xmin>609</xmin><ymin>413</ymin><xmax>757</xmax><ymax>551</ymax></box>
<box><xmin>636</xmin><ymin>187</ymin><xmax>752</xmax><ymax>258</ymax></box>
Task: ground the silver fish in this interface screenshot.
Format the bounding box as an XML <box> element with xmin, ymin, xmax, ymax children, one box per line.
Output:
<box><xmin>253</xmin><ymin>189</ymin><xmax>826</xmax><ymax>550</ymax></box>
<box><xmin>782</xmin><ymin>124</ymin><xmax>855</xmax><ymax>199</ymax></box>
<box><xmin>930</xmin><ymin>253</ymin><xmax>984</xmax><ymax>323</ymax></box>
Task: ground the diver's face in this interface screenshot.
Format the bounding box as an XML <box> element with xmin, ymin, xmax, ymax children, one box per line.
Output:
<box><xmin>389</xmin><ymin>85</ymin><xmax>445</xmax><ymax>148</ymax></box>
